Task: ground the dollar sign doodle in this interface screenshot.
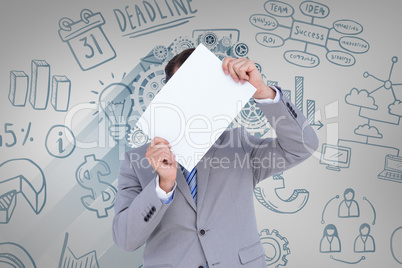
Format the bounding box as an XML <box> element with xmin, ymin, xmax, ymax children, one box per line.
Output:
<box><xmin>75</xmin><ymin>154</ymin><xmax>117</xmax><ymax>218</ymax></box>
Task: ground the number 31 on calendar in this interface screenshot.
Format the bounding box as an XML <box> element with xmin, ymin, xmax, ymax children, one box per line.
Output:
<box><xmin>58</xmin><ymin>9</ymin><xmax>116</xmax><ymax>71</ymax></box>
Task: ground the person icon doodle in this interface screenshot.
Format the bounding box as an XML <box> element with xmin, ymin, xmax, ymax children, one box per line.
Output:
<box><xmin>354</xmin><ymin>223</ymin><xmax>375</xmax><ymax>252</ymax></box>
<box><xmin>320</xmin><ymin>224</ymin><xmax>341</xmax><ymax>253</ymax></box>
<box><xmin>338</xmin><ymin>188</ymin><xmax>360</xmax><ymax>218</ymax></box>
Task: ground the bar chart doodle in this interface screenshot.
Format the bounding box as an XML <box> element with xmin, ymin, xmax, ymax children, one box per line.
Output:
<box><xmin>58</xmin><ymin>233</ymin><xmax>99</xmax><ymax>268</ymax></box>
<box><xmin>284</xmin><ymin>76</ymin><xmax>323</xmax><ymax>130</ymax></box>
<box><xmin>58</xmin><ymin>9</ymin><xmax>116</xmax><ymax>71</ymax></box>
<box><xmin>250</xmin><ymin>1</ymin><xmax>369</xmax><ymax>68</ymax></box>
<box><xmin>9</xmin><ymin>60</ymin><xmax>71</xmax><ymax>112</ymax></box>
<box><xmin>9</xmin><ymin>71</ymin><xmax>28</xmax><ymax>107</ymax></box>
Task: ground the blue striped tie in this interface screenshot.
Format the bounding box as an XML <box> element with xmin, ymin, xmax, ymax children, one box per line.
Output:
<box><xmin>181</xmin><ymin>166</ymin><xmax>197</xmax><ymax>205</ymax></box>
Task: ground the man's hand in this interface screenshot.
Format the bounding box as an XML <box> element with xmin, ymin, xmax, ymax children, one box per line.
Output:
<box><xmin>145</xmin><ymin>137</ymin><xmax>177</xmax><ymax>193</ymax></box>
<box><xmin>222</xmin><ymin>57</ymin><xmax>276</xmax><ymax>100</ymax></box>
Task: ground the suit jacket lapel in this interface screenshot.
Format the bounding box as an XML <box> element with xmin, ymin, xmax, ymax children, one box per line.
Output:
<box><xmin>196</xmin><ymin>138</ymin><xmax>222</xmax><ymax>213</ymax></box>
<box><xmin>176</xmin><ymin>164</ymin><xmax>197</xmax><ymax>212</ymax></box>
<box><xmin>176</xmin><ymin>135</ymin><xmax>224</xmax><ymax>213</ymax></box>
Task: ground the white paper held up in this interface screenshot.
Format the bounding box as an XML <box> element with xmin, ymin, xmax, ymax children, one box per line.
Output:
<box><xmin>136</xmin><ymin>44</ymin><xmax>257</xmax><ymax>171</ymax></box>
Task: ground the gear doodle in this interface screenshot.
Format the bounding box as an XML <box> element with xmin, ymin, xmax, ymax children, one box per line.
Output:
<box><xmin>255</xmin><ymin>62</ymin><xmax>262</xmax><ymax>73</ymax></box>
<box><xmin>200</xmin><ymin>32</ymin><xmax>219</xmax><ymax>49</ymax></box>
<box><xmin>128</xmin><ymin>127</ymin><xmax>150</xmax><ymax>148</ymax></box>
<box><xmin>171</xmin><ymin>36</ymin><xmax>195</xmax><ymax>55</ymax></box>
<box><xmin>232</xmin><ymin>42</ymin><xmax>249</xmax><ymax>58</ymax></box>
<box><xmin>233</xmin><ymin>100</ymin><xmax>270</xmax><ymax>137</ymax></box>
<box><xmin>220</xmin><ymin>36</ymin><xmax>232</xmax><ymax>48</ymax></box>
<box><xmin>132</xmin><ymin>65</ymin><xmax>166</xmax><ymax>112</ymax></box>
<box><xmin>260</xmin><ymin>229</ymin><xmax>290</xmax><ymax>267</ymax></box>
<box><xmin>153</xmin><ymin>45</ymin><xmax>168</xmax><ymax>60</ymax></box>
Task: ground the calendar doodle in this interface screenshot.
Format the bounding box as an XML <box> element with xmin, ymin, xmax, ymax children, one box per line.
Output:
<box><xmin>58</xmin><ymin>9</ymin><xmax>116</xmax><ymax>71</ymax></box>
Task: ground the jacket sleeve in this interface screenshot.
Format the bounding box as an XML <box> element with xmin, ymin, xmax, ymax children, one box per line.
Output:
<box><xmin>112</xmin><ymin>151</ymin><xmax>173</xmax><ymax>251</ymax></box>
<box><xmin>241</xmin><ymin>87</ymin><xmax>319</xmax><ymax>184</ymax></box>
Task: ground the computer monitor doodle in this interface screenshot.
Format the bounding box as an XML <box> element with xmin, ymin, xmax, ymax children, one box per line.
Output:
<box><xmin>320</xmin><ymin>144</ymin><xmax>352</xmax><ymax>171</ymax></box>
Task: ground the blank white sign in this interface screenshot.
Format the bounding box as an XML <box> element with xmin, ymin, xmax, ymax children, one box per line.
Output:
<box><xmin>136</xmin><ymin>44</ymin><xmax>256</xmax><ymax>171</ymax></box>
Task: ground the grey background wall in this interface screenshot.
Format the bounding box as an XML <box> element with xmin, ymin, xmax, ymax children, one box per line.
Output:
<box><xmin>1</xmin><ymin>0</ymin><xmax>401</xmax><ymax>267</ymax></box>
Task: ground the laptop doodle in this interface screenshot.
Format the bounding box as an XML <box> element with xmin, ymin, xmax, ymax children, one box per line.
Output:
<box><xmin>378</xmin><ymin>154</ymin><xmax>402</xmax><ymax>183</ymax></box>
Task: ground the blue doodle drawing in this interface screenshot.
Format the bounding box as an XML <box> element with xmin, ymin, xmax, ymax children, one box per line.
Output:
<box><xmin>378</xmin><ymin>154</ymin><xmax>402</xmax><ymax>183</ymax></box>
<box><xmin>319</xmin><ymin>143</ymin><xmax>351</xmax><ymax>171</ymax></box>
<box><xmin>9</xmin><ymin>71</ymin><xmax>28</xmax><ymax>107</ymax></box>
<box><xmin>338</xmin><ymin>188</ymin><xmax>360</xmax><ymax>218</ymax></box>
<box><xmin>45</xmin><ymin>125</ymin><xmax>76</xmax><ymax>158</ymax></box>
<box><xmin>58</xmin><ymin>9</ymin><xmax>116</xmax><ymax>71</ymax></box>
<box><xmin>75</xmin><ymin>155</ymin><xmax>116</xmax><ymax>218</ymax></box>
<box><xmin>358</xmin><ymin>56</ymin><xmax>402</xmax><ymax>125</ymax></box>
<box><xmin>132</xmin><ymin>65</ymin><xmax>166</xmax><ymax>113</ymax></box>
<box><xmin>9</xmin><ymin>60</ymin><xmax>71</xmax><ymax>111</ymax></box>
<box><xmin>0</xmin><ymin>122</ymin><xmax>34</xmax><ymax>148</ymax></box>
<box><xmin>128</xmin><ymin>126</ymin><xmax>151</xmax><ymax>148</ymax></box>
<box><xmin>0</xmin><ymin>158</ymin><xmax>46</xmax><ymax>224</ymax></box>
<box><xmin>250</xmin><ymin>1</ymin><xmax>369</xmax><ymax>68</ymax></box>
<box><xmin>51</xmin><ymin>76</ymin><xmax>71</xmax><ymax>112</ymax></box>
<box><xmin>59</xmin><ymin>233</ymin><xmax>99</xmax><ymax>268</ymax></box>
<box><xmin>30</xmin><ymin>60</ymin><xmax>50</xmax><ymax>109</ymax></box>
<box><xmin>330</xmin><ymin>255</ymin><xmax>365</xmax><ymax>264</ymax></box>
<box><xmin>254</xmin><ymin>173</ymin><xmax>309</xmax><ymax>214</ymax></box>
<box><xmin>337</xmin><ymin>56</ymin><xmax>402</xmax><ymax>181</ymax></box>
<box><xmin>259</xmin><ymin>229</ymin><xmax>290</xmax><ymax>267</ymax></box>
<box><xmin>320</xmin><ymin>189</ymin><xmax>376</xmax><ymax>264</ymax></box>
<box><xmin>320</xmin><ymin>224</ymin><xmax>341</xmax><ymax>253</ymax></box>
<box><xmin>114</xmin><ymin>0</ymin><xmax>197</xmax><ymax>39</ymax></box>
<box><xmin>269</xmin><ymin>76</ymin><xmax>323</xmax><ymax>131</ymax></box>
<box><xmin>345</xmin><ymin>56</ymin><xmax>401</xmax><ymax>136</ymax></box>
<box><xmin>321</xmin><ymin>191</ymin><xmax>376</xmax><ymax>225</ymax></box>
<box><xmin>98</xmin><ymin>82</ymin><xmax>133</xmax><ymax>141</ymax></box>
<box><xmin>391</xmin><ymin>226</ymin><xmax>402</xmax><ymax>264</ymax></box>
<box><xmin>0</xmin><ymin>242</ymin><xmax>36</xmax><ymax>267</ymax></box>
<box><xmin>354</xmin><ymin>223</ymin><xmax>375</xmax><ymax>253</ymax></box>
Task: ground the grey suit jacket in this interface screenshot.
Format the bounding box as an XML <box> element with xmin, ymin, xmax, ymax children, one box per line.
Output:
<box><xmin>113</xmin><ymin>92</ymin><xmax>319</xmax><ymax>268</ymax></box>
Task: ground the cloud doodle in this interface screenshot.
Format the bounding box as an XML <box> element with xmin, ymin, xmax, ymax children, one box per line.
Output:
<box><xmin>354</xmin><ymin>124</ymin><xmax>383</xmax><ymax>138</ymax></box>
<box><xmin>345</xmin><ymin>88</ymin><xmax>377</xmax><ymax>110</ymax></box>
<box><xmin>389</xmin><ymin>100</ymin><xmax>402</xmax><ymax>116</ymax></box>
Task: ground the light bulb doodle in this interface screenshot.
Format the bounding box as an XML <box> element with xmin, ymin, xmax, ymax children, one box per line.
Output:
<box><xmin>98</xmin><ymin>82</ymin><xmax>133</xmax><ymax>141</ymax></box>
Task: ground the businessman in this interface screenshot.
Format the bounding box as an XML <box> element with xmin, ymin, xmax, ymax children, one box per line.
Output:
<box><xmin>113</xmin><ymin>48</ymin><xmax>319</xmax><ymax>267</ymax></box>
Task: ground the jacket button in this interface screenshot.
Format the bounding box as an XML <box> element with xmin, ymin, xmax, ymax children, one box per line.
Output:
<box><xmin>144</xmin><ymin>217</ymin><xmax>148</xmax><ymax>222</ymax></box>
<box><xmin>198</xmin><ymin>266</ymin><xmax>204</xmax><ymax>268</ymax></box>
<box><xmin>151</xmin><ymin>206</ymin><xmax>156</xmax><ymax>212</ymax></box>
<box><xmin>199</xmin><ymin>229</ymin><xmax>206</xmax><ymax>235</ymax></box>
<box><xmin>149</xmin><ymin>210</ymin><xmax>154</xmax><ymax>215</ymax></box>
